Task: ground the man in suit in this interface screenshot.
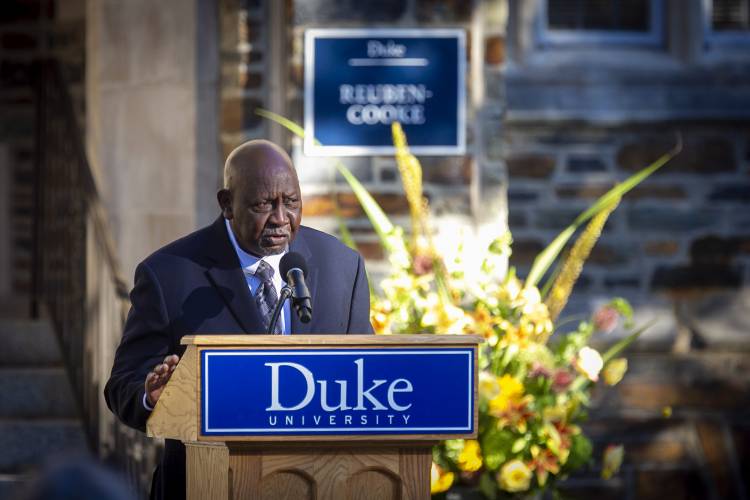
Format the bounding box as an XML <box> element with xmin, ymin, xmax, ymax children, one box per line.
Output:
<box><xmin>104</xmin><ymin>140</ymin><xmax>373</xmax><ymax>499</ymax></box>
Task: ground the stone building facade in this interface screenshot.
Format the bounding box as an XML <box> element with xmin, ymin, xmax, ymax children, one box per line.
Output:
<box><xmin>0</xmin><ymin>0</ymin><xmax>748</xmax><ymax>498</ymax></box>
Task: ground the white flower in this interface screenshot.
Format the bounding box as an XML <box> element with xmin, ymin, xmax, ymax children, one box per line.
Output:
<box><xmin>575</xmin><ymin>346</ymin><xmax>604</xmax><ymax>382</ymax></box>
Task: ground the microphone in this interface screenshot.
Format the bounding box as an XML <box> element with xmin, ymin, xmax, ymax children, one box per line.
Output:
<box><xmin>280</xmin><ymin>252</ymin><xmax>312</xmax><ymax>323</ymax></box>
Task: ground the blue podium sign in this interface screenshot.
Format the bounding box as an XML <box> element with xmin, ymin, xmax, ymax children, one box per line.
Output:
<box><xmin>304</xmin><ymin>29</ymin><xmax>466</xmax><ymax>156</ymax></box>
<box><xmin>201</xmin><ymin>348</ymin><xmax>474</xmax><ymax>436</ymax></box>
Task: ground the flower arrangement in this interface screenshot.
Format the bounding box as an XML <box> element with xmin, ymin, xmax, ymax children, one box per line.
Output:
<box><xmin>257</xmin><ymin>110</ymin><xmax>679</xmax><ymax>498</ymax></box>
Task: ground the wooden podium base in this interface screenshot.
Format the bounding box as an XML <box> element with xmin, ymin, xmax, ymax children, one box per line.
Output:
<box><xmin>186</xmin><ymin>441</ymin><xmax>432</xmax><ymax>500</ymax></box>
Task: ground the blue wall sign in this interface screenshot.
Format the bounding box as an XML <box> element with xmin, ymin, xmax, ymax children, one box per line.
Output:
<box><xmin>201</xmin><ymin>348</ymin><xmax>474</xmax><ymax>436</ymax></box>
<box><xmin>304</xmin><ymin>29</ymin><xmax>466</xmax><ymax>156</ymax></box>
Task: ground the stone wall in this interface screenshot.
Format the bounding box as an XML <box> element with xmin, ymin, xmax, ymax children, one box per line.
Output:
<box><xmin>504</xmin><ymin>123</ymin><xmax>750</xmax><ymax>348</ymax></box>
<box><xmin>86</xmin><ymin>0</ymin><xmax>221</xmax><ymax>284</ymax></box>
<box><xmin>0</xmin><ymin>0</ymin><xmax>85</xmax><ymax>300</ymax></box>
<box><xmin>219</xmin><ymin>0</ymin><xmax>510</xmax><ymax>281</ymax></box>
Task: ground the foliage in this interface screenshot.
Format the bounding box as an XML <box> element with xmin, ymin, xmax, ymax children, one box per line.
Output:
<box><xmin>257</xmin><ymin>110</ymin><xmax>679</xmax><ymax>497</ymax></box>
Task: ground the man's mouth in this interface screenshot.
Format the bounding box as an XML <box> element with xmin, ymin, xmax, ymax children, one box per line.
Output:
<box><xmin>262</xmin><ymin>231</ymin><xmax>289</xmax><ymax>246</ymax></box>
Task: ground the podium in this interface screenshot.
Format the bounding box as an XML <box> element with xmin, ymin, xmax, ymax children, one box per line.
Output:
<box><xmin>147</xmin><ymin>334</ymin><xmax>481</xmax><ymax>500</ymax></box>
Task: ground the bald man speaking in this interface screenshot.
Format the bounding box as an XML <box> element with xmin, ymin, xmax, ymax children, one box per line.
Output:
<box><xmin>105</xmin><ymin>140</ymin><xmax>373</xmax><ymax>500</ymax></box>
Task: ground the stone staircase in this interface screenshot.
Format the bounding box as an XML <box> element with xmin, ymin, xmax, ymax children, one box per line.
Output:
<box><xmin>0</xmin><ymin>309</ymin><xmax>88</xmax><ymax>498</ymax></box>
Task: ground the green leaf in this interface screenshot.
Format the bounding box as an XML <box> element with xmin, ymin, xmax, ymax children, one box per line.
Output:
<box><xmin>601</xmin><ymin>320</ymin><xmax>654</xmax><ymax>365</ymax></box>
<box><xmin>525</xmin><ymin>138</ymin><xmax>681</xmax><ymax>288</ymax></box>
<box><xmin>255</xmin><ymin>109</ymin><xmax>309</xmax><ymax>141</ymax></box>
<box><xmin>511</xmin><ymin>436</ymin><xmax>527</xmax><ymax>454</ymax></box>
<box><xmin>563</xmin><ymin>434</ymin><xmax>593</xmax><ymax>472</ymax></box>
<box><xmin>479</xmin><ymin>472</ymin><xmax>498</xmax><ymax>500</ymax></box>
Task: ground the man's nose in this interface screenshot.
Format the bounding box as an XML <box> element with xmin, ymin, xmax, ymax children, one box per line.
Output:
<box><xmin>269</xmin><ymin>200</ymin><xmax>288</xmax><ymax>224</ymax></box>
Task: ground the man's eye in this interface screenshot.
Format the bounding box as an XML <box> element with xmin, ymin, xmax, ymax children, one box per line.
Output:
<box><xmin>285</xmin><ymin>198</ymin><xmax>300</xmax><ymax>207</ymax></box>
<box><xmin>252</xmin><ymin>202</ymin><xmax>271</xmax><ymax>211</ymax></box>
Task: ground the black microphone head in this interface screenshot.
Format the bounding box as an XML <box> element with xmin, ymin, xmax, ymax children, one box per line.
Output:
<box><xmin>280</xmin><ymin>252</ymin><xmax>308</xmax><ymax>278</ymax></box>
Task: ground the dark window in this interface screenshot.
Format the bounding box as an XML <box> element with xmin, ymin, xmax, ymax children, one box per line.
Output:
<box><xmin>712</xmin><ymin>0</ymin><xmax>750</xmax><ymax>31</ymax></box>
<box><xmin>548</xmin><ymin>0</ymin><xmax>651</xmax><ymax>31</ymax></box>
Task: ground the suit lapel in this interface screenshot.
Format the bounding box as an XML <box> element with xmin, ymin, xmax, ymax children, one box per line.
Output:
<box><xmin>289</xmin><ymin>231</ymin><xmax>317</xmax><ymax>335</ymax></box>
<box><xmin>204</xmin><ymin>217</ymin><xmax>264</xmax><ymax>334</ymax></box>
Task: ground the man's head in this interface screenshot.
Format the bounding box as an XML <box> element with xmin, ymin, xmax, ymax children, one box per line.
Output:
<box><xmin>217</xmin><ymin>140</ymin><xmax>302</xmax><ymax>257</ymax></box>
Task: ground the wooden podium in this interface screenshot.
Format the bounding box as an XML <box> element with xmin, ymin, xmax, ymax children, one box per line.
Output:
<box><xmin>147</xmin><ymin>334</ymin><xmax>480</xmax><ymax>500</ymax></box>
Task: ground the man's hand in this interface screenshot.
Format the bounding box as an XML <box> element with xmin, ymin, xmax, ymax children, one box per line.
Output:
<box><xmin>144</xmin><ymin>354</ymin><xmax>180</xmax><ymax>407</ymax></box>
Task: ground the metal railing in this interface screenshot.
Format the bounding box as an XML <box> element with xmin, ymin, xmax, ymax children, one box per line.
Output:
<box><xmin>33</xmin><ymin>58</ymin><xmax>159</xmax><ymax>497</ymax></box>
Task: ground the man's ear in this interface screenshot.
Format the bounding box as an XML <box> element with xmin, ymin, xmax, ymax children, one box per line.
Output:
<box><xmin>217</xmin><ymin>189</ymin><xmax>233</xmax><ymax>219</ymax></box>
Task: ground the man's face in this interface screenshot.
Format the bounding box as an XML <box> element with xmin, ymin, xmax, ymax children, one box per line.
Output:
<box><xmin>221</xmin><ymin>159</ymin><xmax>302</xmax><ymax>257</ymax></box>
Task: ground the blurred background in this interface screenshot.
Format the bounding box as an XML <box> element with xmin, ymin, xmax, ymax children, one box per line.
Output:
<box><xmin>0</xmin><ymin>0</ymin><xmax>748</xmax><ymax>498</ymax></box>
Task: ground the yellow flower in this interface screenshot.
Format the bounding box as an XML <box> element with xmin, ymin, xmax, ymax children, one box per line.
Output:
<box><xmin>601</xmin><ymin>444</ymin><xmax>624</xmax><ymax>479</ymax></box>
<box><xmin>430</xmin><ymin>462</ymin><xmax>454</xmax><ymax>494</ymax></box>
<box><xmin>497</xmin><ymin>459</ymin><xmax>532</xmax><ymax>493</ymax></box>
<box><xmin>488</xmin><ymin>375</ymin><xmax>524</xmax><ymax>415</ymax></box>
<box><xmin>457</xmin><ymin>440</ymin><xmax>483</xmax><ymax>472</ymax></box>
<box><xmin>478</xmin><ymin>371</ymin><xmax>501</xmax><ymax>402</ymax></box>
<box><xmin>603</xmin><ymin>358</ymin><xmax>628</xmax><ymax>386</ymax></box>
<box><xmin>574</xmin><ymin>346</ymin><xmax>603</xmax><ymax>382</ymax></box>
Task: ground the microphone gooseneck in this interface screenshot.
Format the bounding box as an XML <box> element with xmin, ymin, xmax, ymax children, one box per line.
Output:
<box><xmin>280</xmin><ymin>252</ymin><xmax>313</xmax><ymax>324</ymax></box>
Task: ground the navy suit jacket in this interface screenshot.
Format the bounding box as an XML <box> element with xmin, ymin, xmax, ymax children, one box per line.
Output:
<box><xmin>104</xmin><ymin>216</ymin><xmax>373</xmax><ymax>499</ymax></box>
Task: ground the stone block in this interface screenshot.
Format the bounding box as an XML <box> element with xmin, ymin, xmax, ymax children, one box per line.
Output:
<box><xmin>626</xmin><ymin>184</ymin><xmax>687</xmax><ymax>200</ymax></box>
<box><xmin>627</xmin><ymin>207</ymin><xmax>721</xmax><ymax>232</ymax></box>
<box><xmin>566</xmin><ymin>155</ymin><xmax>607</xmax><ymax>173</ymax></box>
<box><xmin>506</xmin><ymin>154</ymin><xmax>556</xmax><ymax>178</ymax></box>
<box><xmin>507</xmin><ymin>189</ymin><xmax>538</xmax><ymax>203</ymax></box>
<box><xmin>690</xmin><ymin>235</ymin><xmax>741</xmax><ymax>265</ymax></box>
<box><xmin>731</xmin><ymin>423</ymin><xmax>750</xmax><ymax>496</ymax></box>
<box><xmin>635</xmin><ymin>470</ymin><xmax>709</xmax><ymax>500</ymax></box>
<box><xmin>484</xmin><ymin>35</ymin><xmax>504</xmax><ymax>65</ymax></box>
<box><xmin>239</xmin><ymin>71</ymin><xmax>263</xmax><ymax>89</ymax></box>
<box><xmin>334</xmin><ymin>158</ymin><xmax>374</xmax><ymax>184</ymax></box>
<box><xmin>221</xmin><ymin>95</ymin><xmax>263</xmax><ymax>132</ymax></box>
<box><xmin>508</xmin><ymin>210</ymin><xmax>526</xmax><ymax>228</ymax></box>
<box><xmin>0</xmin><ymin>368</ymin><xmax>77</xmax><ymax>418</ymax></box>
<box><xmin>416</xmin><ymin>0</ymin><xmax>472</xmax><ymax>22</ymax></box>
<box><xmin>603</xmin><ymin>274</ymin><xmax>641</xmax><ymax>289</ymax></box>
<box><xmin>556</xmin><ymin>184</ymin><xmax>611</xmax><ymax>199</ymax></box>
<box><xmin>302</xmin><ymin>195</ymin><xmax>336</xmax><ymax>217</ymax></box>
<box><xmin>0</xmin><ymin>61</ymin><xmax>33</xmax><ymax>88</ymax></box>
<box><xmin>680</xmin><ymin>289</ymin><xmax>750</xmax><ymax>348</ymax></box>
<box><xmin>337</xmin><ymin>192</ymin><xmax>409</xmax><ymax>217</ymax></box>
<box><xmin>0</xmin><ymin>319</ymin><xmax>60</xmax><ymax>366</ymax></box>
<box><xmin>617</xmin><ymin>135</ymin><xmax>736</xmax><ymax>174</ymax></box>
<box><xmin>534</xmin><ymin>207</ymin><xmax>588</xmax><ymax>230</ymax></box>
<box><xmin>0</xmin><ymin>32</ymin><xmax>38</xmax><ymax>50</ymax></box>
<box><xmin>0</xmin><ymin>420</ymin><xmax>86</xmax><ymax>473</ymax></box>
<box><xmin>651</xmin><ymin>263</ymin><xmax>743</xmax><ymax>290</ymax></box>
<box><xmin>428</xmin><ymin>190</ymin><xmax>470</xmax><ymax>215</ymax></box>
<box><xmin>355</xmin><ymin>241</ymin><xmax>385</xmax><ymax>260</ymax></box>
<box><xmin>379</xmin><ymin>166</ymin><xmax>397</xmax><ymax>182</ymax></box>
<box><xmin>695</xmin><ymin>421</ymin><xmax>738</xmax><ymax>499</ymax></box>
<box><xmin>0</xmin><ymin>2</ymin><xmax>48</xmax><ymax>24</ymax></box>
<box><xmin>708</xmin><ymin>183</ymin><xmax>750</xmax><ymax>202</ymax></box>
<box><xmin>294</xmin><ymin>0</ymin><xmax>407</xmax><ymax>23</ymax></box>
<box><xmin>588</xmin><ymin>242</ymin><xmax>635</xmax><ymax>266</ymax></box>
<box><xmin>613</xmin><ymin>379</ymin><xmax>750</xmax><ymax>411</ymax></box>
<box><xmin>420</xmin><ymin>157</ymin><xmax>471</xmax><ymax>185</ymax></box>
<box><xmin>508</xmin><ymin>238</ymin><xmax>543</xmax><ymax>265</ymax></box>
<box><xmin>644</xmin><ymin>240</ymin><xmax>680</xmax><ymax>256</ymax></box>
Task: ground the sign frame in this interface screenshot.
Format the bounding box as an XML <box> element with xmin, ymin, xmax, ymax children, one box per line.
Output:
<box><xmin>304</xmin><ymin>28</ymin><xmax>467</xmax><ymax>157</ymax></box>
<box><xmin>200</xmin><ymin>347</ymin><xmax>475</xmax><ymax>437</ymax></box>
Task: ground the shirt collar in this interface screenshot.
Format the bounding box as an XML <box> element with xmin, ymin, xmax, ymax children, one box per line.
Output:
<box><xmin>224</xmin><ymin>218</ymin><xmax>285</xmax><ymax>276</ymax></box>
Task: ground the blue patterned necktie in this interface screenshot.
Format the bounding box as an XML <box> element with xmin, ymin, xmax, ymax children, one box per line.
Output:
<box><xmin>254</xmin><ymin>260</ymin><xmax>281</xmax><ymax>334</ymax></box>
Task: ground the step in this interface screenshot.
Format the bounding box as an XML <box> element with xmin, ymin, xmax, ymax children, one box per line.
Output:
<box><xmin>0</xmin><ymin>420</ymin><xmax>87</xmax><ymax>473</ymax></box>
<box><xmin>0</xmin><ymin>474</ymin><xmax>28</xmax><ymax>500</ymax></box>
<box><xmin>0</xmin><ymin>368</ymin><xmax>78</xmax><ymax>418</ymax></box>
<box><xmin>0</xmin><ymin>319</ymin><xmax>61</xmax><ymax>366</ymax></box>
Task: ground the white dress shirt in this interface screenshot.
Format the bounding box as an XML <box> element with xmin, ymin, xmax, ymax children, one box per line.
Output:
<box><xmin>224</xmin><ymin>218</ymin><xmax>291</xmax><ymax>335</ymax></box>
